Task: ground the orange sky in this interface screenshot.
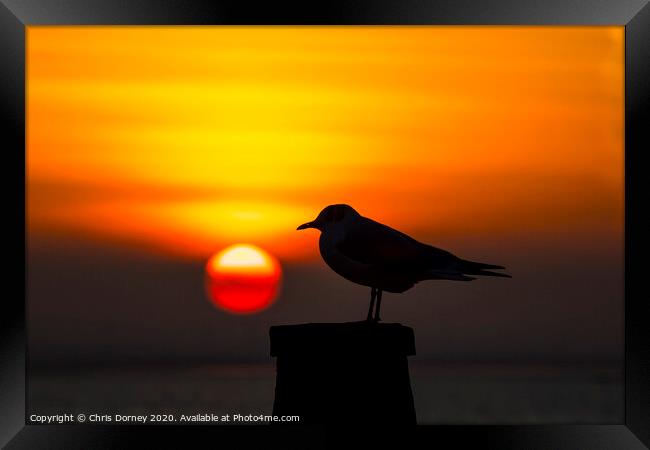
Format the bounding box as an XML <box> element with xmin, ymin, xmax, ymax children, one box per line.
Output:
<box><xmin>27</xmin><ymin>26</ymin><xmax>623</xmax><ymax>261</ymax></box>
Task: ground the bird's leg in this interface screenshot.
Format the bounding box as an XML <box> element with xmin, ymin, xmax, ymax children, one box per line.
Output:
<box><xmin>366</xmin><ymin>287</ymin><xmax>377</xmax><ymax>322</ymax></box>
<box><xmin>374</xmin><ymin>289</ymin><xmax>383</xmax><ymax>322</ymax></box>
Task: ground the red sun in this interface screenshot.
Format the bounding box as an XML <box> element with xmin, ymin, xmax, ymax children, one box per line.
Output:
<box><xmin>205</xmin><ymin>244</ymin><xmax>282</xmax><ymax>314</ymax></box>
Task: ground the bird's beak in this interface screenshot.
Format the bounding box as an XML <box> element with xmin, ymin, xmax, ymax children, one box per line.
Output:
<box><xmin>297</xmin><ymin>221</ymin><xmax>316</xmax><ymax>231</ymax></box>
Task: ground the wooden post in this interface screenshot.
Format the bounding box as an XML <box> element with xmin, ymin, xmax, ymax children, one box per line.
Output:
<box><xmin>270</xmin><ymin>321</ymin><xmax>416</xmax><ymax>424</ymax></box>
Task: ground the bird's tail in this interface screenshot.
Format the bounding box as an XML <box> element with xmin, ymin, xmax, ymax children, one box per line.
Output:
<box><xmin>456</xmin><ymin>259</ymin><xmax>512</xmax><ymax>278</ymax></box>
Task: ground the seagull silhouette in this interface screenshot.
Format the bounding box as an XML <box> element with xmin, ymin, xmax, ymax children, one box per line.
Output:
<box><xmin>297</xmin><ymin>204</ymin><xmax>511</xmax><ymax>322</ymax></box>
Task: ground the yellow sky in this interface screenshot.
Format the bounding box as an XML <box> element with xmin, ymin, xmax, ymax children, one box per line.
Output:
<box><xmin>27</xmin><ymin>26</ymin><xmax>623</xmax><ymax>261</ymax></box>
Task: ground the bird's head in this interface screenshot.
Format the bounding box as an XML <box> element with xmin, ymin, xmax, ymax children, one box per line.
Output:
<box><xmin>296</xmin><ymin>204</ymin><xmax>359</xmax><ymax>232</ymax></box>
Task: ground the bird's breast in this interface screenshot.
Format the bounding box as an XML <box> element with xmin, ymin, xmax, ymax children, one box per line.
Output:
<box><xmin>319</xmin><ymin>232</ymin><xmax>362</xmax><ymax>274</ymax></box>
<box><xmin>318</xmin><ymin>232</ymin><xmax>413</xmax><ymax>293</ymax></box>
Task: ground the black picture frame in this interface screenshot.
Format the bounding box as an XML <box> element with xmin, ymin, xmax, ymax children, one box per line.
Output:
<box><xmin>2</xmin><ymin>0</ymin><xmax>648</xmax><ymax>448</ymax></box>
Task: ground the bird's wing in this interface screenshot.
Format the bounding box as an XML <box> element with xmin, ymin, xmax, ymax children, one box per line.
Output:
<box><xmin>337</xmin><ymin>217</ymin><xmax>456</xmax><ymax>269</ymax></box>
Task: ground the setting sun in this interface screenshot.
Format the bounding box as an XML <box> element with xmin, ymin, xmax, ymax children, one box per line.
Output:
<box><xmin>205</xmin><ymin>244</ymin><xmax>282</xmax><ymax>314</ymax></box>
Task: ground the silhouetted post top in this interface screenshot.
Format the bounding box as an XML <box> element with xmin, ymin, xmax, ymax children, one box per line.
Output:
<box><xmin>270</xmin><ymin>321</ymin><xmax>417</xmax><ymax>423</ymax></box>
<box><xmin>270</xmin><ymin>321</ymin><xmax>416</xmax><ymax>357</ymax></box>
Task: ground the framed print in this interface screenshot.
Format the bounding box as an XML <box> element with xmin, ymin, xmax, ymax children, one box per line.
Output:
<box><xmin>1</xmin><ymin>0</ymin><xmax>649</xmax><ymax>448</ymax></box>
